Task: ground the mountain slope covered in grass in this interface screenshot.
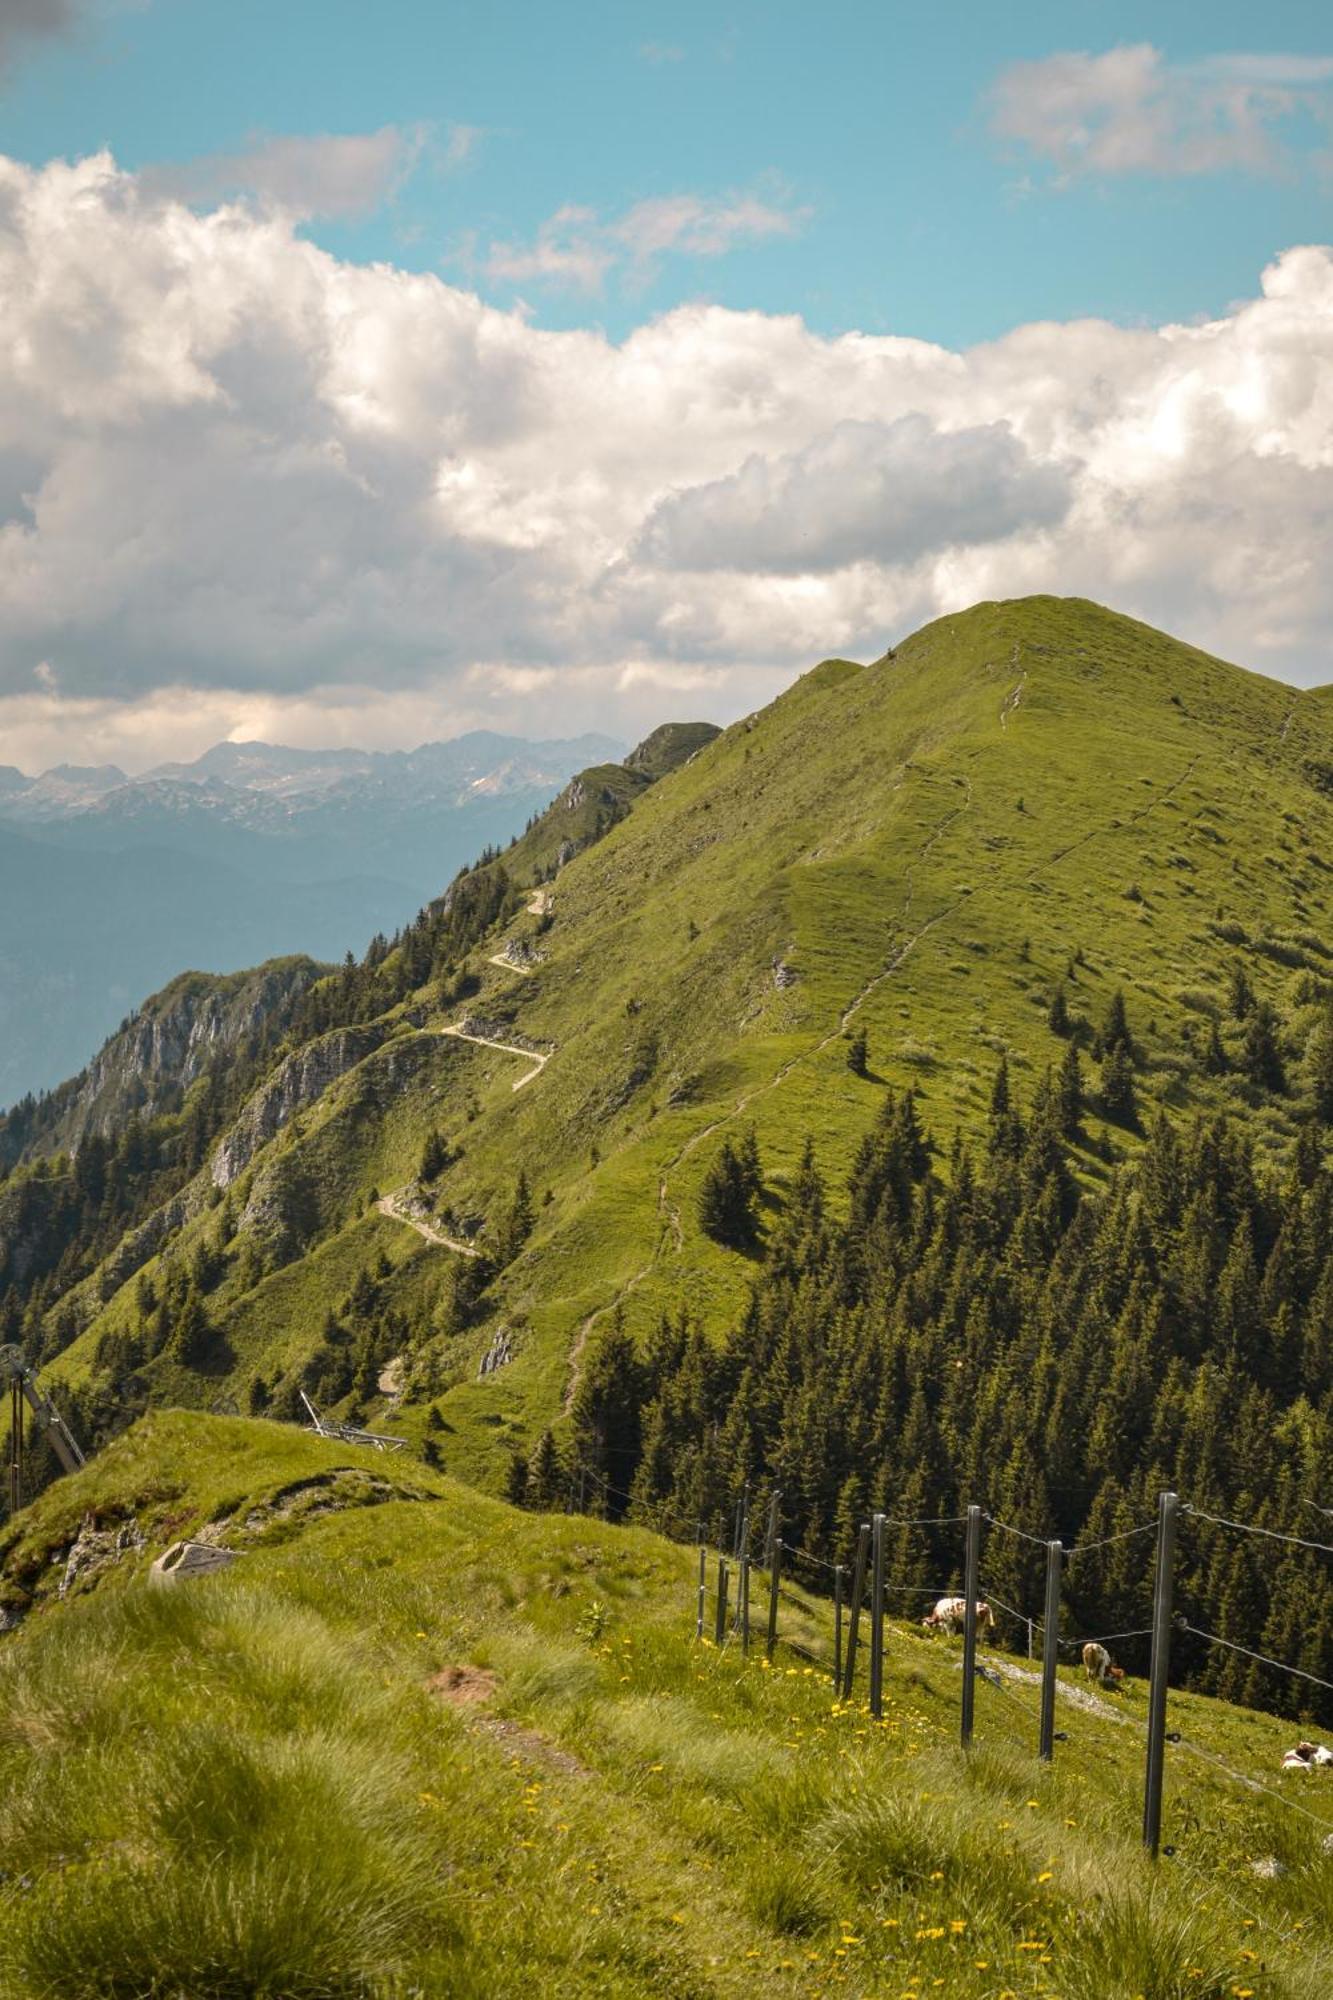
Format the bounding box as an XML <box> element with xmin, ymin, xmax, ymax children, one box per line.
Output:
<box><xmin>0</xmin><ymin>1410</ymin><xmax>1328</xmax><ymax>2000</ymax></box>
<box><xmin>4</xmin><ymin>595</ymin><xmax>1333</xmax><ymax>1562</ymax></box>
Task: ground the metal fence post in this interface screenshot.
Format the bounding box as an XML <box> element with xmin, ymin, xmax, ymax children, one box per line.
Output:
<box><xmin>1143</xmin><ymin>1490</ymin><xmax>1179</xmax><ymax>1858</ymax></box>
<box><xmin>1038</xmin><ymin>1538</ymin><xmax>1062</xmax><ymax>1761</ymax></box>
<box><xmin>960</xmin><ymin>1504</ymin><xmax>982</xmax><ymax>1749</ymax></box>
<box><xmin>740</xmin><ymin>1554</ymin><xmax>751</xmax><ymax>1655</ymax></box>
<box><xmin>763</xmin><ymin>1488</ymin><xmax>782</xmax><ymax>1568</ymax></box>
<box><xmin>714</xmin><ymin>1557</ymin><xmax>729</xmax><ymax>1646</ymax></box>
<box><xmin>765</xmin><ymin>1538</ymin><xmax>783</xmax><ymax>1660</ymax></box>
<box><xmin>841</xmin><ymin>1522</ymin><xmax>871</xmax><ymax>1699</ymax></box>
<box><xmin>869</xmin><ymin>1511</ymin><xmax>886</xmax><ymax>1718</ymax></box>
<box><xmin>695</xmin><ymin>1543</ymin><xmax>707</xmax><ymax>1639</ymax></box>
<box><xmin>833</xmin><ymin>1563</ymin><xmax>844</xmax><ymax>1692</ymax></box>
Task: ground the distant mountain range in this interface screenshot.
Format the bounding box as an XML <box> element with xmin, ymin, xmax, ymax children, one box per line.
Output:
<box><xmin>0</xmin><ymin>731</ymin><xmax>622</xmax><ymax>1108</ymax></box>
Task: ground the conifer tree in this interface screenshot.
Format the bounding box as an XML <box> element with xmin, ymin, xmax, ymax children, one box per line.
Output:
<box><xmin>1057</xmin><ymin>1039</ymin><xmax>1084</xmax><ymax>1139</ymax></box>
<box><xmin>1100</xmin><ymin>1042</ymin><xmax>1137</xmax><ymax>1126</ymax></box>
<box><xmin>501</xmin><ymin>1169</ymin><xmax>535</xmax><ymax>1263</ymax></box>
<box><xmin>1047</xmin><ymin>982</ymin><xmax>1070</xmax><ymax>1036</ymax></box>
<box><xmin>169</xmin><ymin>1287</ymin><xmax>211</xmax><ymax>1369</ymax></box>
<box><xmin>528</xmin><ymin>1429</ymin><xmax>564</xmax><ymax>1509</ymax></box>
<box><xmin>505</xmin><ymin>1451</ymin><xmax>530</xmax><ymax>1508</ymax></box>
<box><xmin>698</xmin><ymin>1139</ymin><xmax>759</xmax><ymax>1248</ymax></box>
<box><xmin>1229</xmin><ymin>963</ymin><xmax>1255</xmax><ymax>1021</ymax></box>
<box><xmin>847</xmin><ymin>1028</ymin><xmax>869</xmax><ymax>1077</ymax></box>
<box><xmin>568</xmin><ymin>1314</ymin><xmax>643</xmax><ymax>1517</ymax></box>
<box><xmin>1242</xmin><ymin>1003</ymin><xmax>1286</xmax><ymax>1094</ymax></box>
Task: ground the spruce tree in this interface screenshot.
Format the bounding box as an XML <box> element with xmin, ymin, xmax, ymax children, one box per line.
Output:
<box><xmin>1047</xmin><ymin>983</ymin><xmax>1070</xmax><ymax>1036</ymax></box>
<box><xmin>1229</xmin><ymin>963</ymin><xmax>1255</xmax><ymax>1021</ymax></box>
<box><xmin>698</xmin><ymin>1140</ymin><xmax>758</xmax><ymax>1248</ymax></box>
<box><xmin>1057</xmin><ymin>1040</ymin><xmax>1083</xmax><ymax>1139</ymax></box>
<box><xmin>1310</xmin><ymin>1002</ymin><xmax>1333</xmax><ymax>1121</ymax></box>
<box><xmin>1100</xmin><ymin>1042</ymin><xmax>1137</xmax><ymax>1126</ymax></box>
<box><xmin>528</xmin><ymin>1429</ymin><xmax>565</xmax><ymax>1509</ymax></box>
<box><xmin>847</xmin><ymin>1028</ymin><xmax>869</xmax><ymax>1077</ymax></box>
<box><xmin>1242</xmin><ymin>1003</ymin><xmax>1286</xmax><ymax>1094</ymax></box>
<box><xmin>169</xmin><ymin>1287</ymin><xmax>212</xmax><ymax>1369</ymax></box>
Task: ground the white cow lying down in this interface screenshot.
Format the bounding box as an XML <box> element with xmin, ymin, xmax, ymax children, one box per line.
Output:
<box><xmin>921</xmin><ymin>1597</ymin><xmax>995</xmax><ymax>1637</ymax></box>
<box><xmin>1282</xmin><ymin>1741</ymin><xmax>1333</xmax><ymax>1772</ymax></box>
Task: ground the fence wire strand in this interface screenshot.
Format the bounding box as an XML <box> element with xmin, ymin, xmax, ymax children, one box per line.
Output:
<box><xmin>1173</xmin><ymin>1733</ymin><xmax>1333</xmax><ymax>1836</ymax></box>
<box><xmin>1185</xmin><ymin>1507</ymin><xmax>1333</xmax><ymax>1559</ymax></box>
<box><xmin>1180</xmin><ymin>1622</ymin><xmax>1333</xmax><ymax>1697</ymax></box>
<box><xmin>1065</xmin><ymin>1520</ymin><xmax>1158</xmax><ymax>1560</ymax></box>
<box><xmin>983</xmin><ymin>1513</ymin><xmax>1049</xmax><ymax>1547</ymax></box>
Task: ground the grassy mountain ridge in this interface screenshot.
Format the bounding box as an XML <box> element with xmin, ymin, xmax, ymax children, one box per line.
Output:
<box><xmin>0</xmin><ymin>1409</ymin><xmax>1328</xmax><ymax>1999</ymax></box>
<box><xmin>9</xmin><ymin>595</ymin><xmax>1333</xmax><ymax>1496</ymax></box>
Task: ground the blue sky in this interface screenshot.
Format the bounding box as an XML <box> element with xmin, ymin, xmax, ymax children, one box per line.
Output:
<box><xmin>9</xmin><ymin>0</ymin><xmax>1333</xmax><ymax>345</ymax></box>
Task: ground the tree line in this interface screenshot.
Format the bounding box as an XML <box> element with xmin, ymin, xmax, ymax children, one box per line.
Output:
<box><xmin>530</xmin><ymin>1029</ymin><xmax>1333</xmax><ymax>1723</ymax></box>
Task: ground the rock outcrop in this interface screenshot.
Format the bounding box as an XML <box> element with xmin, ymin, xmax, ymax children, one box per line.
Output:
<box><xmin>212</xmin><ymin>1023</ymin><xmax>390</xmax><ymax>1188</ymax></box>
<box><xmin>23</xmin><ymin>957</ymin><xmax>325</xmax><ymax>1159</ymax></box>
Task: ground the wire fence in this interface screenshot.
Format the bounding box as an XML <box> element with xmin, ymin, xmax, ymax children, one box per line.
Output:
<box><xmin>674</xmin><ymin>1483</ymin><xmax>1333</xmax><ymax>1879</ymax></box>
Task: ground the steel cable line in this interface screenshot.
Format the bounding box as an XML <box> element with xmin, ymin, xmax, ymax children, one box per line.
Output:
<box><xmin>1173</xmin><ymin>1734</ymin><xmax>1333</xmax><ymax>1836</ymax></box>
<box><xmin>983</xmin><ymin>1513</ymin><xmax>1048</xmax><ymax>1547</ymax></box>
<box><xmin>1179</xmin><ymin>1623</ymin><xmax>1333</xmax><ymax>1697</ymax></box>
<box><xmin>978</xmin><ymin>1584</ymin><xmax>1038</xmax><ymax>1630</ymax></box>
<box><xmin>1064</xmin><ymin>1520</ymin><xmax>1158</xmax><ymax>1559</ymax></box>
<box><xmin>1059</xmin><ymin>1625</ymin><xmax>1154</xmax><ymax>1650</ymax></box>
<box><xmin>1184</xmin><ymin>1507</ymin><xmax>1333</xmax><ymax>1559</ymax></box>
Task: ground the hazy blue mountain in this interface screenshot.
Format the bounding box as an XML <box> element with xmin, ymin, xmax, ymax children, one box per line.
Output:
<box><xmin>0</xmin><ymin>731</ymin><xmax>621</xmax><ymax>1108</ymax></box>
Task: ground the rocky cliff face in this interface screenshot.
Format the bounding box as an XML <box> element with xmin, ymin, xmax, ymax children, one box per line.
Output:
<box><xmin>212</xmin><ymin>1023</ymin><xmax>391</xmax><ymax>1190</ymax></box>
<box><xmin>26</xmin><ymin>957</ymin><xmax>326</xmax><ymax>1157</ymax></box>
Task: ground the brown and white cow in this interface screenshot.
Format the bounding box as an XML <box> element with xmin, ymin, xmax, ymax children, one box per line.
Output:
<box><xmin>1082</xmin><ymin>1642</ymin><xmax>1125</xmax><ymax>1684</ymax></box>
<box><xmin>1283</xmin><ymin>1742</ymin><xmax>1333</xmax><ymax>1772</ymax></box>
<box><xmin>922</xmin><ymin>1596</ymin><xmax>995</xmax><ymax>1637</ymax></box>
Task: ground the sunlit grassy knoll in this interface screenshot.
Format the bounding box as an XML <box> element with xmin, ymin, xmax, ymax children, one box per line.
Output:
<box><xmin>0</xmin><ymin>1411</ymin><xmax>1329</xmax><ymax>1999</ymax></box>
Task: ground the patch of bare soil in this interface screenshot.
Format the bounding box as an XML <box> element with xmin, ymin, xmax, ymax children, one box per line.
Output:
<box><xmin>427</xmin><ymin>1664</ymin><xmax>499</xmax><ymax>1705</ymax></box>
<box><xmin>425</xmin><ymin>1665</ymin><xmax>589</xmax><ymax>1774</ymax></box>
<box><xmin>473</xmin><ymin>1716</ymin><xmax>588</xmax><ymax>1777</ymax></box>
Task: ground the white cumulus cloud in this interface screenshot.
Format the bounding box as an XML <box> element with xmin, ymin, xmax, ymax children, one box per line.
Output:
<box><xmin>1</xmin><ymin>149</ymin><xmax>1333</xmax><ymax>766</ymax></box>
<box><xmin>143</xmin><ymin>124</ymin><xmax>430</xmax><ymax>220</ymax></box>
<box><xmin>636</xmin><ymin>416</ymin><xmax>1072</xmax><ymax>573</ymax></box>
<box><xmin>485</xmin><ymin>188</ymin><xmax>807</xmax><ymax>294</ymax></box>
<box><xmin>990</xmin><ymin>43</ymin><xmax>1333</xmax><ymax>179</ymax></box>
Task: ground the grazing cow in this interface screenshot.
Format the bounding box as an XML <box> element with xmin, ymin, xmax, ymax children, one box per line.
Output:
<box><xmin>1081</xmin><ymin>1644</ymin><xmax>1126</xmax><ymax>1686</ymax></box>
<box><xmin>921</xmin><ymin>1596</ymin><xmax>995</xmax><ymax>1637</ymax></box>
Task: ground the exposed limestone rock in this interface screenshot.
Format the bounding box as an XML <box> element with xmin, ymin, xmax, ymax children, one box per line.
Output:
<box><xmin>478</xmin><ymin>1328</ymin><xmax>515</xmax><ymax>1377</ymax></box>
<box><xmin>27</xmin><ymin>958</ymin><xmax>324</xmax><ymax>1157</ymax></box>
<box><xmin>212</xmin><ymin>1024</ymin><xmax>389</xmax><ymax>1189</ymax></box>
<box><xmin>499</xmin><ymin>937</ymin><xmax>545</xmax><ymax>971</ymax></box>
<box><xmin>59</xmin><ymin>1514</ymin><xmax>146</xmax><ymax>1599</ymax></box>
<box><xmin>150</xmin><ymin>1540</ymin><xmax>240</xmax><ymax>1585</ymax></box>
